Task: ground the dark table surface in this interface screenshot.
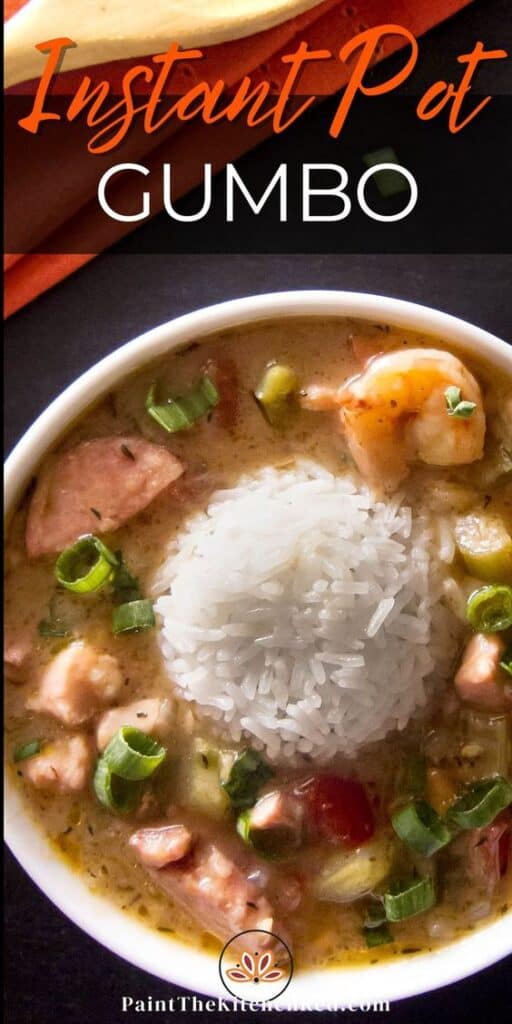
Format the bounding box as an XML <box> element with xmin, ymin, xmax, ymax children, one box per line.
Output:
<box><xmin>4</xmin><ymin>0</ymin><xmax>512</xmax><ymax>1021</ymax></box>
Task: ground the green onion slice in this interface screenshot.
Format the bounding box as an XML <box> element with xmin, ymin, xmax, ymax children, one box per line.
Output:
<box><xmin>102</xmin><ymin>726</ymin><xmax>166</xmax><ymax>781</ymax></box>
<box><xmin>222</xmin><ymin>748</ymin><xmax>275</xmax><ymax>810</ymax></box>
<box><xmin>112</xmin><ymin>599</ymin><xmax>155</xmax><ymax>635</ymax></box>
<box><xmin>55</xmin><ymin>535</ymin><xmax>118</xmax><ymax>594</ymax></box>
<box><xmin>14</xmin><ymin>739</ymin><xmax>43</xmax><ymax>763</ymax></box>
<box><xmin>237</xmin><ymin>809</ymin><xmax>252</xmax><ymax>843</ymax></box>
<box><xmin>391</xmin><ymin>800</ymin><xmax>452</xmax><ymax>857</ymax></box>
<box><xmin>146</xmin><ymin>374</ymin><xmax>219</xmax><ymax>434</ymax></box>
<box><xmin>93</xmin><ymin>757</ymin><xmax>141</xmax><ymax>814</ymax></box>
<box><xmin>112</xmin><ymin>554</ymin><xmax>143</xmax><ymax>605</ymax></box>
<box><xmin>500</xmin><ymin>646</ymin><xmax>512</xmax><ymax>677</ymax></box>
<box><xmin>444</xmin><ymin>386</ymin><xmax>476</xmax><ymax>419</ymax></box>
<box><xmin>466</xmin><ymin>585</ymin><xmax>512</xmax><ymax>632</ymax></box>
<box><xmin>383</xmin><ymin>876</ymin><xmax>436</xmax><ymax>922</ymax></box>
<box><xmin>364</xmin><ymin>923</ymin><xmax>393</xmax><ymax>948</ymax></box>
<box><xmin>448</xmin><ymin>776</ymin><xmax>512</xmax><ymax>831</ymax></box>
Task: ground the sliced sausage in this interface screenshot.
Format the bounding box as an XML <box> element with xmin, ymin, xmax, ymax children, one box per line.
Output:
<box><xmin>454</xmin><ymin>633</ymin><xmax>512</xmax><ymax>712</ymax></box>
<box><xmin>27</xmin><ymin>642</ymin><xmax>123</xmax><ymax>726</ymax></box>
<box><xmin>136</xmin><ymin>813</ymin><xmax>294</xmax><ymax>951</ymax></box>
<box><xmin>26</xmin><ymin>436</ymin><xmax>184</xmax><ymax>558</ymax></box>
<box><xmin>96</xmin><ymin>698</ymin><xmax>172</xmax><ymax>751</ymax></box>
<box><xmin>129</xmin><ymin>824</ymin><xmax>193</xmax><ymax>868</ymax></box>
<box><xmin>21</xmin><ymin>734</ymin><xmax>94</xmax><ymax>793</ymax></box>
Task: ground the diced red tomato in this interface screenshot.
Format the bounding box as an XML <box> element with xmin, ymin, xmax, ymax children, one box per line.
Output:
<box><xmin>297</xmin><ymin>774</ymin><xmax>375</xmax><ymax>848</ymax></box>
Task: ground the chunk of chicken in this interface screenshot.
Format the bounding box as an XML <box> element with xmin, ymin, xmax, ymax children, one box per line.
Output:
<box><xmin>26</xmin><ymin>436</ymin><xmax>184</xmax><ymax>558</ymax></box>
<box><xmin>27</xmin><ymin>642</ymin><xmax>123</xmax><ymax>725</ymax></box>
<box><xmin>4</xmin><ymin>630</ymin><xmax>32</xmax><ymax>684</ymax></box>
<box><xmin>21</xmin><ymin>734</ymin><xmax>93</xmax><ymax>794</ymax></box>
<box><xmin>129</xmin><ymin>824</ymin><xmax>193</xmax><ymax>868</ymax></box>
<box><xmin>96</xmin><ymin>698</ymin><xmax>172</xmax><ymax>750</ymax></box>
<box><xmin>134</xmin><ymin>813</ymin><xmax>294</xmax><ymax>951</ymax></box>
<box><xmin>250</xmin><ymin>789</ymin><xmax>305</xmax><ymax>833</ymax></box>
<box><xmin>455</xmin><ymin>633</ymin><xmax>512</xmax><ymax>712</ymax></box>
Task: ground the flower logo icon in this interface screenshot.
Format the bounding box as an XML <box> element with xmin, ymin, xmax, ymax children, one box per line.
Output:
<box><xmin>219</xmin><ymin>929</ymin><xmax>293</xmax><ymax>1002</ymax></box>
<box><xmin>226</xmin><ymin>950</ymin><xmax>283</xmax><ymax>984</ymax></box>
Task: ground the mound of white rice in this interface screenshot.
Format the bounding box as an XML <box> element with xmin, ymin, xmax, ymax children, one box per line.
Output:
<box><xmin>153</xmin><ymin>461</ymin><xmax>459</xmax><ymax>763</ymax></box>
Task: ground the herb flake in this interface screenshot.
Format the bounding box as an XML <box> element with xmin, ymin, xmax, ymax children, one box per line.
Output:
<box><xmin>444</xmin><ymin>386</ymin><xmax>476</xmax><ymax>419</ymax></box>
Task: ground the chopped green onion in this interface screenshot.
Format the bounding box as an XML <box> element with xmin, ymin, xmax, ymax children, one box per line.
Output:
<box><xmin>500</xmin><ymin>646</ymin><xmax>512</xmax><ymax>677</ymax></box>
<box><xmin>112</xmin><ymin>553</ymin><xmax>143</xmax><ymax>605</ymax></box>
<box><xmin>93</xmin><ymin>756</ymin><xmax>141</xmax><ymax>814</ymax></box>
<box><xmin>383</xmin><ymin>876</ymin><xmax>436</xmax><ymax>922</ymax></box>
<box><xmin>237</xmin><ymin>809</ymin><xmax>253</xmax><ymax>843</ymax></box>
<box><xmin>448</xmin><ymin>776</ymin><xmax>512</xmax><ymax>830</ymax></box>
<box><xmin>444</xmin><ymin>386</ymin><xmax>476</xmax><ymax>419</ymax></box>
<box><xmin>362</xmin><ymin>147</ymin><xmax>408</xmax><ymax>198</ymax></box>
<box><xmin>55</xmin><ymin>535</ymin><xmax>118</xmax><ymax>594</ymax></box>
<box><xmin>102</xmin><ymin>726</ymin><xmax>166</xmax><ymax>781</ymax></box>
<box><xmin>14</xmin><ymin>739</ymin><xmax>43</xmax><ymax>763</ymax></box>
<box><xmin>466</xmin><ymin>585</ymin><xmax>512</xmax><ymax>632</ymax></box>
<box><xmin>364</xmin><ymin>923</ymin><xmax>393</xmax><ymax>948</ymax></box>
<box><xmin>222</xmin><ymin>748</ymin><xmax>274</xmax><ymax>810</ymax></box>
<box><xmin>112</xmin><ymin>599</ymin><xmax>155</xmax><ymax>635</ymax></box>
<box><xmin>391</xmin><ymin>800</ymin><xmax>452</xmax><ymax>857</ymax></box>
<box><xmin>146</xmin><ymin>374</ymin><xmax>219</xmax><ymax>434</ymax></box>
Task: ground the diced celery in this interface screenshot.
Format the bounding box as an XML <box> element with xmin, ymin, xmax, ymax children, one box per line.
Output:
<box><xmin>181</xmin><ymin>738</ymin><xmax>235</xmax><ymax>819</ymax></box>
<box><xmin>314</xmin><ymin>836</ymin><xmax>396</xmax><ymax>904</ymax></box>
<box><xmin>455</xmin><ymin>512</ymin><xmax>512</xmax><ymax>583</ymax></box>
<box><xmin>459</xmin><ymin>710</ymin><xmax>511</xmax><ymax>781</ymax></box>
<box><xmin>254</xmin><ymin>364</ymin><xmax>299</xmax><ymax>427</ymax></box>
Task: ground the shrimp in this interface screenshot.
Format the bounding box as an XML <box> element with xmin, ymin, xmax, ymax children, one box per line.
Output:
<box><xmin>301</xmin><ymin>349</ymin><xmax>486</xmax><ymax>490</ymax></box>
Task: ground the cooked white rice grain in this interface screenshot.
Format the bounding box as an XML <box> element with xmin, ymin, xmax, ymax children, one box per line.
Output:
<box><xmin>153</xmin><ymin>462</ymin><xmax>460</xmax><ymax>762</ymax></box>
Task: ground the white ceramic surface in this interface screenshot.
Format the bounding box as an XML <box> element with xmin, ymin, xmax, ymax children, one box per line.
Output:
<box><xmin>5</xmin><ymin>291</ymin><xmax>512</xmax><ymax>1008</ymax></box>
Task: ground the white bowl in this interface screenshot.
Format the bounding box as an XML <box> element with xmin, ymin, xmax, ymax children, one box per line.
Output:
<box><xmin>5</xmin><ymin>291</ymin><xmax>512</xmax><ymax>1008</ymax></box>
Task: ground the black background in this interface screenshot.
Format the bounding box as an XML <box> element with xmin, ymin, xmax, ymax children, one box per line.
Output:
<box><xmin>4</xmin><ymin>0</ymin><xmax>512</xmax><ymax>1021</ymax></box>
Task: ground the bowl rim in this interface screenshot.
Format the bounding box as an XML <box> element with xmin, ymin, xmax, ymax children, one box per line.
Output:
<box><xmin>4</xmin><ymin>289</ymin><xmax>512</xmax><ymax>1009</ymax></box>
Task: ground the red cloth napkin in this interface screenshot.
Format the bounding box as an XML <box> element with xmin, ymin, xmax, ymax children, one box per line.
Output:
<box><xmin>4</xmin><ymin>0</ymin><xmax>473</xmax><ymax>317</ymax></box>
